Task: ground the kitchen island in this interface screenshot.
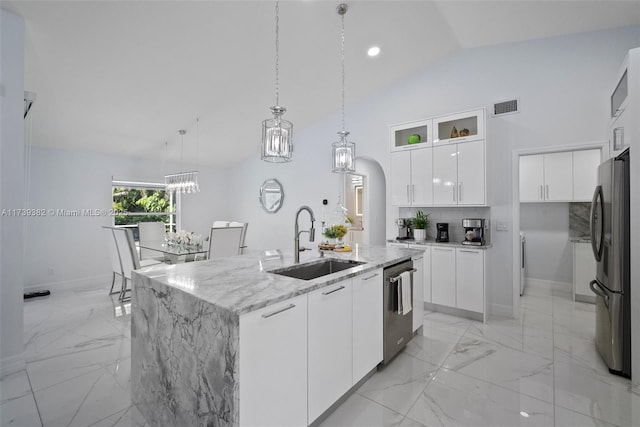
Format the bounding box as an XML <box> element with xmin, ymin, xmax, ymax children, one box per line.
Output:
<box><xmin>131</xmin><ymin>245</ymin><xmax>420</xmax><ymax>427</ymax></box>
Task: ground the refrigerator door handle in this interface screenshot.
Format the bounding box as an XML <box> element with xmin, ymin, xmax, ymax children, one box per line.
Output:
<box><xmin>590</xmin><ymin>185</ymin><xmax>603</xmax><ymax>262</ymax></box>
<box><xmin>590</xmin><ymin>280</ymin><xmax>609</xmax><ymax>308</ymax></box>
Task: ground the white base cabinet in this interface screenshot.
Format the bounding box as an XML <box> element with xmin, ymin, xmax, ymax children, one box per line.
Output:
<box><xmin>431</xmin><ymin>247</ymin><xmax>456</xmax><ymax>307</ymax></box>
<box><xmin>239</xmin><ymin>294</ymin><xmax>308</xmax><ymax>427</ymax></box>
<box><xmin>455</xmin><ymin>248</ymin><xmax>485</xmax><ymax>313</ymax></box>
<box><xmin>352</xmin><ymin>269</ymin><xmax>383</xmax><ymax>384</ymax></box>
<box><xmin>308</xmin><ymin>282</ymin><xmax>353</xmax><ymax>422</ymax></box>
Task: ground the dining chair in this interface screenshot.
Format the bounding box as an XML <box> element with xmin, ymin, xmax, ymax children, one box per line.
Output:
<box><xmin>229</xmin><ymin>221</ymin><xmax>249</xmax><ymax>254</ymax></box>
<box><xmin>208</xmin><ymin>226</ymin><xmax>245</xmax><ymax>259</ymax></box>
<box><xmin>138</xmin><ymin>221</ymin><xmax>166</xmax><ymax>261</ymax></box>
<box><xmin>111</xmin><ymin>227</ymin><xmax>162</xmax><ymax>301</ymax></box>
<box><xmin>103</xmin><ymin>226</ymin><xmax>123</xmax><ymax>296</ymax></box>
<box><xmin>212</xmin><ymin>221</ymin><xmax>230</xmax><ymax>228</ymax></box>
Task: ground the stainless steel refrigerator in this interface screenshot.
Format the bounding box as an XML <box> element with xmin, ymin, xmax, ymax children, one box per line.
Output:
<box><xmin>589</xmin><ymin>148</ymin><xmax>630</xmax><ymax>378</ymax></box>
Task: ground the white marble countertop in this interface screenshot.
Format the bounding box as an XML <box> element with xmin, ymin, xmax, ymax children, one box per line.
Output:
<box><xmin>569</xmin><ymin>237</ymin><xmax>591</xmax><ymax>243</ymax></box>
<box><xmin>134</xmin><ymin>244</ymin><xmax>421</xmax><ymax>316</ymax></box>
<box><xmin>387</xmin><ymin>239</ymin><xmax>493</xmax><ymax>249</ymax></box>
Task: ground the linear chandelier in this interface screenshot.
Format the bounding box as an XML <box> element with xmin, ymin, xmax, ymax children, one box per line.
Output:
<box><xmin>332</xmin><ymin>3</ymin><xmax>355</xmax><ymax>174</ymax></box>
<box><xmin>165</xmin><ymin>128</ymin><xmax>200</xmax><ymax>194</ymax></box>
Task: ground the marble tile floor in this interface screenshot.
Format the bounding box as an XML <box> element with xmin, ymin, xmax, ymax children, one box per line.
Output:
<box><xmin>2</xmin><ymin>279</ymin><xmax>640</xmax><ymax>426</ymax></box>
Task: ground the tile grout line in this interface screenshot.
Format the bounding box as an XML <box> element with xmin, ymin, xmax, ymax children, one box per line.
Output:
<box><xmin>25</xmin><ymin>369</ymin><xmax>44</xmax><ymax>427</ymax></box>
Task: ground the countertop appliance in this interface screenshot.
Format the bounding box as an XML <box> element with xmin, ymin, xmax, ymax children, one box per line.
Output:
<box><xmin>382</xmin><ymin>259</ymin><xmax>414</xmax><ymax>364</ymax></box>
<box><xmin>589</xmin><ymin>148</ymin><xmax>630</xmax><ymax>378</ymax></box>
<box><xmin>462</xmin><ymin>218</ymin><xmax>485</xmax><ymax>246</ymax></box>
<box><xmin>396</xmin><ymin>218</ymin><xmax>413</xmax><ymax>240</ymax></box>
<box><xmin>435</xmin><ymin>223</ymin><xmax>449</xmax><ymax>242</ymax></box>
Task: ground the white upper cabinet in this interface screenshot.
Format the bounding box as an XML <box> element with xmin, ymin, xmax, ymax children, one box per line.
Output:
<box><xmin>390</xmin><ymin>147</ymin><xmax>433</xmax><ymax>206</ymax></box>
<box><xmin>433</xmin><ymin>109</ymin><xmax>485</xmax><ymax>145</ymax></box>
<box><xmin>520</xmin><ymin>152</ymin><xmax>572</xmax><ymax>202</ymax></box>
<box><xmin>390</xmin><ymin>118</ymin><xmax>432</xmax><ymax>152</ymax></box>
<box><xmin>433</xmin><ymin>141</ymin><xmax>485</xmax><ymax>206</ymax></box>
<box><xmin>573</xmin><ymin>149</ymin><xmax>601</xmax><ymax>201</ymax></box>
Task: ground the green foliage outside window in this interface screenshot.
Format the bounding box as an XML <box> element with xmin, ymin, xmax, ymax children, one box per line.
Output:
<box><xmin>112</xmin><ymin>187</ymin><xmax>175</xmax><ymax>226</ymax></box>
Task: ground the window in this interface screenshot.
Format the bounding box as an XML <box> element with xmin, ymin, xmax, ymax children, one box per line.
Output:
<box><xmin>112</xmin><ymin>179</ymin><xmax>178</xmax><ymax>239</ymax></box>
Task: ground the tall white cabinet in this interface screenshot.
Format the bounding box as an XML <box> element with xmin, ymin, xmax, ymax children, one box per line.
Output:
<box><xmin>390</xmin><ymin>147</ymin><xmax>433</xmax><ymax>206</ymax></box>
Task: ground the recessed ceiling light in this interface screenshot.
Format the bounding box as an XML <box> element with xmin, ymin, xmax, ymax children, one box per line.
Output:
<box><xmin>520</xmin><ymin>411</ymin><xmax>530</xmax><ymax>418</ymax></box>
<box><xmin>367</xmin><ymin>46</ymin><xmax>380</xmax><ymax>57</ymax></box>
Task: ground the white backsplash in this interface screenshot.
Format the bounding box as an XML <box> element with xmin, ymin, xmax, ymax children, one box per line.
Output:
<box><xmin>398</xmin><ymin>207</ymin><xmax>491</xmax><ymax>243</ymax></box>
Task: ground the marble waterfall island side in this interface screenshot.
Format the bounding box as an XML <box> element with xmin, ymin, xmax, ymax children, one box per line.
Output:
<box><xmin>130</xmin><ymin>247</ymin><xmax>418</xmax><ymax>426</ymax></box>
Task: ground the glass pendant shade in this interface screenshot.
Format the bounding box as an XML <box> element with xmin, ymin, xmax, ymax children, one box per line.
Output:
<box><xmin>165</xmin><ymin>171</ymin><xmax>199</xmax><ymax>194</ymax></box>
<box><xmin>332</xmin><ymin>130</ymin><xmax>355</xmax><ymax>173</ymax></box>
<box><xmin>261</xmin><ymin>106</ymin><xmax>293</xmax><ymax>163</ymax></box>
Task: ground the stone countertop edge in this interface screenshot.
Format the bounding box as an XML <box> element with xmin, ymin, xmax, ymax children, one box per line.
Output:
<box><xmin>132</xmin><ymin>245</ymin><xmax>421</xmax><ymax>317</ymax></box>
<box><xmin>569</xmin><ymin>237</ymin><xmax>592</xmax><ymax>243</ymax></box>
<box><xmin>387</xmin><ymin>239</ymin><xmax>493</xmax><ymax>249</ymax></box>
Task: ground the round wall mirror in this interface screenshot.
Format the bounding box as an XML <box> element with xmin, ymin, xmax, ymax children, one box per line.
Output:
<box><xmin>259</xmin><ymin>179</ymin><xmax>284</xmax><ymax>213</ymax></box>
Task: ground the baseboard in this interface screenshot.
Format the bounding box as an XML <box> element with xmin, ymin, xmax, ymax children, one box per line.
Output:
<box><xmin>525</xmin><ymin>277</ymin><xmax>572</xmax><ymax>293</ymax></box>
<box><xmin>24</xmin><ymin>273</ymin><xmax>111</xmax><ymax>292</ymax></box>
<box><xmin>1</xmin><ymin>352</ymin><xmax>26</xmax><ymax>378</ymax></box>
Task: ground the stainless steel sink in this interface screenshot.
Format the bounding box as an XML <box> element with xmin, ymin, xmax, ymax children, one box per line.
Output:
<box><xmin>269</xmin><ymin>258</ymin><xmax>365</xmax><ymax>281</ymax></box>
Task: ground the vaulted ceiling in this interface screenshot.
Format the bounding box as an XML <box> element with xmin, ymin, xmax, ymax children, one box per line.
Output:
<box><xmin>4</xmin><ymin>1</ymin><xmax>640</xmax><ymax>167</ymax></box>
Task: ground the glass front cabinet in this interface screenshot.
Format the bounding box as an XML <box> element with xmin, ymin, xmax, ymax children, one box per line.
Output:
<box><xmin>389</xmin><ymin>118</ymin><xmax>432</xmax><ymax>152</ymax></box>
<box><xmin>433</xmin><ymin>109</ymin><xmax>485</xmax><ymax>145</ymax></box>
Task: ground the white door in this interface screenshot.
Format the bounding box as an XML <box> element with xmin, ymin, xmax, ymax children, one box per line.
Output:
<box><xmin>457</xmin><ymin>142</ymin><xmax>485</xmax><ymax>205</ymax></box>
<box><xmin>573</xmin><ymin>149</ymin><xmax>600</xmax><ymax>201</ymax></box>
<box><xmin>455</xmin><ymin>249</ymin><xmax>484</xmax><ymax>313</ymax></box>
<box><xmin>519</xmin><ymin>154</ymin><xmax>544</xmax><ymax>202</ymax></box>
<box><xmin>239</xmin><ymin>294</ymin><xmax>308</xmax><ymax>427</ymax></box>
<box><xmin>352</xmin><ymin>270</ymin><xmax>383</xmax><ymax>384</ymax></box>
<box><xmin>544</xmin><ymin>151</ymin><xmax>573</xmax><ymax>201</ymax></box>
<box><xmin>410</xmin><ymin>147</ymin><xmax>433</xmax><ymax>205</ymax></box>
<box><xmin>431</xmin><ymin>247</ymin><xmax>456</xmax><ymax>306</ymax></box>
<box><xmin>432</xmin><ymin>145</ymin><xmax>458</xmax><ymax>205</ymax></box>
<box><xmin>308</xmin><ymin>282</ymin><xmax>352</xmax><ymax>423</ymax></box>
<box><xmin>390</xmin><ymin>151</ymin><xmax>411</xmax><ymax>206</ymax></box>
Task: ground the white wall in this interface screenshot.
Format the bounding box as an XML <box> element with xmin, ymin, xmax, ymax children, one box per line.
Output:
<box><xmin>1</xmin><ymin>9</ymin><xmax>26</xmax><ymax>376</ymax></box>
<box><xmin>24</xmin><ymin>146</ymin><xmax>229</xmax><ymax>287</ymax></box>
<box><xmin>520</xmin><ymin>203</ymin><xmax>572</xmax><ymax>285</ymax></box>
<box><xmin>226</xmin><ymin>25</ymin><xmax>640</xmax><ymax>317</ymax></box>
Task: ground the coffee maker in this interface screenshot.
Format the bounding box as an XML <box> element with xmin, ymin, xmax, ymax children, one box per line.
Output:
<box><xmin>435</xmin><ymin>223</ymin><xmax>449</xmax><ymax>242</ymax></box>
<box><xmin>396</xmin><ymin>218</ymin><xmax>413</xmax><ymax>240</ymax></box>
<box><xmin>462</xmin><ymin>219</ymin><xmax>485</xmax><ymax>246</ymax></box>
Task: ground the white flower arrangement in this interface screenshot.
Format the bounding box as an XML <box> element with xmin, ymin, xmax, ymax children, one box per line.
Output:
<box><xmin>165</xmin><ymin>230</ymin><xmax>203</xmax><ymax>249</ymax></box>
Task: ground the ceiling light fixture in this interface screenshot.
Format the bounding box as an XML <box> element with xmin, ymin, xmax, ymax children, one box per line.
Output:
<box><xmin>261</xmin><ymin>0</ymin><xmax>293</xmax><ymax>163</ymax></box>
<box><xmin>165</xmin><ymin>128</ymin><xmax>200</xmax><ymax>194</ymax></box>
<box><xmin>367</xmin><ymin>46</ymin><xmax>380</xmax><ymax>57</ymax></box>
<box><xmin>332</xmin><ymin>3</ymin><xmax>355</xmax><ymax>174</ymax></box>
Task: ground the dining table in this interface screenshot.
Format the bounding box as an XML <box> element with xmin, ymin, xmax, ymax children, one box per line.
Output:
<box><xmin>138</xmin><ymin>240</ymin><xmax>207</xmax><ymax>264</ymax></box>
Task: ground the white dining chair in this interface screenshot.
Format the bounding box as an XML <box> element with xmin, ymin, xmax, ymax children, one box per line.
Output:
<box><xmin>138</xmin><ymin>221</ymin><xmax>166</xmax><ymax>261</ymax></box>
<box><xmin>212</xmin><ymin>221</ymin><xmax>230</xmax><ymax>228</ymax></box>
<box><xmin>228</xmin><ymin>221</ymin><xmax>249</xmax><ymax>254</ymax></box>
<box><xmin>103</xmin><ymin>226</ymin><xmax>123</xmax><ymax>296</ymax></box>
<box><xmin>111</xmin><ymin>227</ymin><xmax>162</xmax><ymax>301</ymax></box>
<box><xmin>208</xmin><ymin>226</ymin><xmax>245</xmax><ymax>259</ymax></box>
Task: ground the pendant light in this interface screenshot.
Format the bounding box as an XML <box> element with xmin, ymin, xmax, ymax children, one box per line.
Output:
<box><xmin>165</xmin><ymin>128</ymin><xmax>200</xmax><ymax>194</ymax></box>
<box><xmin>261</xmin><ymin>0</ymin><xmax>293</xmax><ymax>163</ymax></box>
<box><xmin>332</xmin><ymin>3</ymin><xmax>355</xmax><ymax>174</ymax></box>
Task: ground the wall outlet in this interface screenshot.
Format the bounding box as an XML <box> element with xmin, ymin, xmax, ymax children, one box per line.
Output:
<box><xmin>496</xmin><ymin>221</ymin><xmax>510</xmax><ymax>231</ymax></box>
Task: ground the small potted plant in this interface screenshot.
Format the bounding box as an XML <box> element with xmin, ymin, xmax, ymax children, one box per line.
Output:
<box><xmin>412</xmin><ymin>210</ymin><xmax>430</xmax><ymax>241</ymax></box>
<box><xmin>323</xmin><ymin>224</ymin><xmax>348</xmax><ymax>244</ymax></box>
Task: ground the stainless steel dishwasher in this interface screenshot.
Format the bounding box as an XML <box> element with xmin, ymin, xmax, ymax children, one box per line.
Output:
<box><xmin>382</xmin><ymin>259</ymin><xmax>415</xmax><ymax>364</ymax></box>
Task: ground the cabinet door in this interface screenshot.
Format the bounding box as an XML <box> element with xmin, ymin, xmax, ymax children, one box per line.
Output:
<box><xmin>572</xmin><ymin>149</ymin><xmax>600</xmax><ymax>201</ymax></box>
<box><xmin>544</xmin><ymin>152</ymin><xmax>573</xmax><ymax>201</ymax></box>
<box><xmin>574</xmin><ymin>242</ymin><xmax>596</xmax><ymax>302</ymax></box>
<box><xmin>455</xmin><ymin>249</ymin><xmax>484</xmax><ymax>313</ymax></box>
<box><xmin>410</xmin><ymin>147</ymin><xmax>433</xmax><ymax>205</ymax></box>
<box><xmin>352</xmin><ymin>270</ymin><xmax>383</xmax><ymax>384</ymax></box>
<box><xmin>431</xmin><ymin>247</ymin><xmax>456</xmax><ymax>306</ymax></box>
<box><xmin>239</xmin><ymin>294</ymin><xmax>308</xmax><ymax>427</ymax></box>
<box><xmin>519</xmin><ymin>154</ymin><xmax>544</xmax><ymax>202</ymax></box>
<box><xmin>390</xmin><ymin>151</ymin><xmax>411</xmax><ymax>206</ymax></box>
<box><xmin>412</xmin><ymin>255</ymin><xmax>424</xmax><ymax>332</ymax></box>
<box><xmin>457</xmin><ymin>142</ymin><xmax>485</xmax><ymax>205</ymax></box>
<box><xmin>308</xmin><ymin>282</ymin><xmax>352</xmax><ymax>422</ymax></box>
<box><xmin>423</xmin><ymin>246</ymin><xmax>432</xmax><ymax>303</ymax></box>
<box><xmin>432</xmin><ymin>145</ymin><xmax>458</xmax><ymax>205</ymax></box>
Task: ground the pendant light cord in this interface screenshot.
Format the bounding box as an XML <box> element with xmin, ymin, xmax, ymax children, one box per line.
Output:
<box><xmin>341</xmin><ymin>10</ymin><xmax>345</xmax><ymax>132</ymax></box>
<box><xmin>275</xmin><ymin>0</ymin><xmax>280</xmax><ymax>107</ymax></box>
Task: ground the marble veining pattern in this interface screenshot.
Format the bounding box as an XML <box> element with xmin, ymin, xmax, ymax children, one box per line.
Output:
<box><xmin>569</xmin><ymin>202</ymin><xmax>591</xmax><ymax>239</ymax></box>
<box><xmin>4</xmin><ymin>276</ymin><xmax>640</xmax><ymax>426</ymax></box>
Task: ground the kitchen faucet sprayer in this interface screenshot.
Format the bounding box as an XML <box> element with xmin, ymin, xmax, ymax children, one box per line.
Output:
<box><xmin>294</xmin><ymin>205</ymin><xmax>316</xmax><ymax>263</ymax></box>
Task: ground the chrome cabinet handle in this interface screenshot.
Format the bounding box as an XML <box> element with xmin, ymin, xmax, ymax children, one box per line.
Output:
<box><xmin>459</xmin><ymin>182</ymin><xmax>463</xmax><ymax>202</ymax></box>
<box><xmin>412</xmin><ymin>184</ymin><xmax>415</xmax><ymax>202</ymax></box>
<box><xmin>453</xmin><ymin>185</ymin><xmax>457</xmax><ymax>202</ymax></box>
<box><xmin>322</xmin><ymin>285</ymin><xmax>346</xmax><ymax>295</ymax></box>
<box><xmin>362</xmin><ymin>273</ymin><xmax>379</xmax><ymax>281</ymax></box>
<box><xmin>459</xmin><ymin>249</ymin><xmax>480</xmax><ymax>254</ymax></box>
<box><xmin>406</xmin><ymin>185</ymin><xmax>410</xmax><ymax>203</ymax></box>
<box><xmin>545</xmin><ymin>185</ymin><xmax>549</xmax><ymax>199</ymax></box>
<box><xmin>261</xmin><ymin>304</ymin><xmax>296</xmax><ymax>318</ymax></box>
<box><xmin>434</xmin><ymin>248</ymin><xmax>452</xmax><ymax>252</ymax></box>
<box><xmin>539</xmin><ymin>185</ymin><xmax>543</xmax><ymax>200</ymax></box>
